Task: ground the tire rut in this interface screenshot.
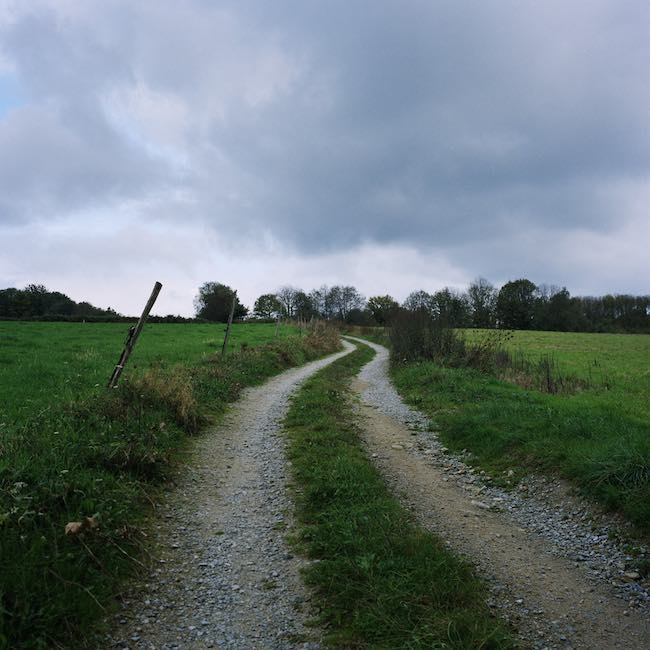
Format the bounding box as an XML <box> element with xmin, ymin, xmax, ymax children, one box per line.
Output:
<box><xmin>347</xmin><ymin>336</ymin><xmax>650</xmax><ymax>650</ymax></box>
<box><xmin>107</xmin><ymin>341</ymin><xmax>355</xmax><ymax>650</ymax></box>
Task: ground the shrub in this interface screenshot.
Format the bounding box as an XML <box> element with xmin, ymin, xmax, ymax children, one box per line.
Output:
<box><xmin>389</xmin><ymin>309</ymin><xmax>466</xmax><ymax>365</ymax></box>
<box><xmin>389</xmin><ymin>311</ymin><xmax>587</xmax><ymax>394</ymax></box>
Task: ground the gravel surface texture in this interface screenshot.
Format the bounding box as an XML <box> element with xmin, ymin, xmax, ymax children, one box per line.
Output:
<box><xmin>346</xmin><ymin>336</ymin><xmax>650</xmax><ymax>650</ymax></box>
<box><xmin>106</xmin><ymin>341</ymin><xmax>354</xmax><ymax>650</ymax></box>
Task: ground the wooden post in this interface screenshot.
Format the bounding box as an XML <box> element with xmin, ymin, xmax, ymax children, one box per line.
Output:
<box><xmin>107</xmin><ymin>281</ymin><xmax>162</xmax><ymax>388</ymax></box>
<box><xmin>275</xmin><ymin>315</ymin><xmax>280</xmax><ymax>338</ymax></box>
<box><xmin>221</xmin><ymin>293</ymin><xmax>237</xmax><ymax>357</ymax></box>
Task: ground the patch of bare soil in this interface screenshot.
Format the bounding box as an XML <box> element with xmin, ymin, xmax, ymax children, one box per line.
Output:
<box><xmin>350</xmin><ymin>338</ymin><xmax>650</xmax><ymax>650</ymax></box>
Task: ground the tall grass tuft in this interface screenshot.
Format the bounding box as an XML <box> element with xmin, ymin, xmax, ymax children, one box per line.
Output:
<box><xmin>389</xmin><ymin>310</ymin><xmax>588</xmax><ymax>394</ymax></box>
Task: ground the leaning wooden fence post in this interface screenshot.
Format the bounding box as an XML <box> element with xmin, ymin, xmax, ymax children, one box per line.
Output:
<box><xmin>107</xmin><ymin>281</ymin><xmax>162</xmax><ymax>389</ymax></box>
<box><xmin>221</xmin><ymin>293</ymin><xmax>237</xmax><ymax>357</ymax></box>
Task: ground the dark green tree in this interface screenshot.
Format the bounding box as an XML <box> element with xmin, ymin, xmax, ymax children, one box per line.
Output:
<box><xmin>496</xmin><ymin>279</ymin><xmax>537</xmax><ymax>329</ymax></box>
<box><xmin>366</xmin><ymin>295</ymin><xmax>399</xmax><ymax>325</ymax></box>
<box><xmin>294</xmin><ymin>291</ymin><xmax>315</xmax><ymax>321</ymax></box>
<box><xmin>430</xmin><ymin>288</ymin><xmax>470</xmax><ymax>327</ymax></box>
<box><xmin>403</xmin><ymin>290</ymin><xmax>433</xmax><ymax>313</ymax></box>
<box><xmin>253</xmin><ymin>293</ymin><xmax>282</xmax><ymax>319</ymax></box>
<box><xmin>467</xmin><ymin>278</ymin><xmax>497</xmax><ymax>328</ymax></box>
<box><xmin>194</xmin><ymin>282</ymin><xmax>247</xmax><ymax>322</ymax></box>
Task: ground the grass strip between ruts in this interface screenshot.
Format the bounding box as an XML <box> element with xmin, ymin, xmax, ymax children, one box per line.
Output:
<box><xmin>284</xmin><ymin>341</ymin><xmax>515</xmax><ymax>649</ymax></box>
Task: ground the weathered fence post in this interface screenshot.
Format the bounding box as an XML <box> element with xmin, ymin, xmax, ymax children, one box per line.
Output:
<box><xmin>275</xmin><ymin>315</ymin><xmax>280</xmax><ymax>338</ymax></box>
<box><xmin>107</xmin><ymin>281</ymin><xmax>162</xmax><ymax>389</ymax></box>
<box><xmin>221</xmin><ymin>293</ymin><xmax>237</xmax><ymax>357</ymax></box>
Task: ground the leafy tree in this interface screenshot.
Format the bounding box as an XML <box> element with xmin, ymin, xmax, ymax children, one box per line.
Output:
<box><xmin>0</xmin><ymin>285</ymin><xmax>112</xmax><ymax>319</ymax></box>
<box><xmin>430</xmin><ymin>288</ymin><xmax>470</xmax><ymax>327</ymax></box>
<box><xmin>253</xmin><ymin>293</ymin><xmax>282</xmax><ymax>319</ymax></box>
<box><xmin>545</xmin><ymin>288</ymin><xmax>583</xmax><ymax>331</ymax></box>
<box><xmin>496</xmin><ymin>279</ymin><xmax>537</xmax><ymax>329</ymax></box>
<box><xmin>346</xmin><ymin>307</ymin><xmax>373</xmax><ymax>325</ymax></box>
<box><xmin>366</xmin><ymin>295</ymin><xmax>399</xmax><ymax>325</ymax></box>
<box><xmin>194</xmin><ymin>282</ymin><xmax>247</xmax><ymax>322</ymax></box>
<box><xmin>403</xmin><ymin>290</ymin><xmax>433</xmax><ymax>313</ymax></box>
<box><xmin>294</xmin><ymin>291</ymin><xmax>315</xmax><ymax>321</ymax></box>
<box><xmin>467</xmin><ymin>278</ymin><xmax>497</xmax><ymax>328</ymax></box>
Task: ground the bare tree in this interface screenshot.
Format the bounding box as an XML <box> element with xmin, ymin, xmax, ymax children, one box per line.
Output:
<box><xmin>276</xmin><ymin>286</ymin><xmax>300</xmax><ymax>318</ymax></box>
<box><xmin>322</xmin><ymin>285</ymin><xmax>365</xmax><ymax>321</ymax></box>
<box><xmin>467</xmin><ymin>278</ymin><xmax>497</xmax><ymax>328</ymax></box>
<box><xmin>309</xmin><ymin>285</ymin><xmax>331</xmax><ymax>319</ymax></box>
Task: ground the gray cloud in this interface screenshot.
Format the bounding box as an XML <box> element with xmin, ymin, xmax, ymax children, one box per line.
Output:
<box><xmin>0</xmin><ymin>0</ymin><xmax>648</xmax><ymax>309</ymax></box>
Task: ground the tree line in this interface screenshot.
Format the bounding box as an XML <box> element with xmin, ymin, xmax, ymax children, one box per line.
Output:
<box><xmin>0</xmin><ymin>285</ymin><xmax>197</xmax><ymax>323</ymax></box>
<box><xmin>0</xmin><ymin>285</ymin><xmax>118</xmax><ymax>321</ymax></box>
<box><xmin>198</xmin><ymin>279</ymin><xmax>650</xmax><ymax>334</ymax></box>
<box><xmin>4</xmin><ymin>280</ymin><xmax>649</xmax><ymax>333</ymax></box>
<box><xmin>403</xmin><ymin>279</ymin><xmax>650</xmax><ymax>333</ymax></box>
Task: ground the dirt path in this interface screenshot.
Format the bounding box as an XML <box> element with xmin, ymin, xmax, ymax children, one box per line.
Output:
<box><xmin>107</xmin><ymin>341</ymin><xmax>355</xmax><ymax>650</ymax></box>
<box><xmin>348</xmin><ymin>337</ymin><xmax>650</xmax><ymax>650</ymax></box>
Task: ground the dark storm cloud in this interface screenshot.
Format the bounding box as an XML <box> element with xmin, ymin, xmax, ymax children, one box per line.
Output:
<box><xmin>0</xmin><ymin>0</ymin><xmax>648</xmax><ymax>293</ymax></box>
<box><xmin>181</xmin><ymin>0</ymin><xmax>649</xmax><ymax>259</ymax></box>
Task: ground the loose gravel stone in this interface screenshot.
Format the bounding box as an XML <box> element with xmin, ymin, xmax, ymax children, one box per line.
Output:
<box><xmin>105</xmin><ymin>342</ymin><xmax>354</xmax><ymax>650</ymax></box>
<box><xmin>346</xmin><ymin>336</ymin><xmax>650</xmax><ymax>650</ymax></box>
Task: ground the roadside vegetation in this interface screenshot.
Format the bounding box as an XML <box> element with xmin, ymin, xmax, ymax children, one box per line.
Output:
<box><xmin>0</xmin><ymin>322</ymin><xmax>339</xmax><ymax>649</ymax></box>
<box><xmin>381</xmin><ymin>313</ymin><xmax>650</xmax><ymax>535</ymax></box>
<box><xmin>284</xmin><ymin>342</ymin><xmax>515</xmax><ymax>649</ymax></box>
<box><xmin>0</xmin><ymin>321</ymin><xmax>296</xmax><ymax>426</ymax></box>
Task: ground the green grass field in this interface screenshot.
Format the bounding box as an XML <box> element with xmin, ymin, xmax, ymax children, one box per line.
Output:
<box><xmin>391</xmin><ymin>329</ymin><xmax>650</xmax><ymax>534</ymax></box>
<box><xmin>0</xmin><ymin>320</ymin><xmax>334</xmax><ymax>649</ymax></box>
<box><xmin>465</xmin><ymin>328</ymin><xmax>650</xmax><ymax>417</ymax></box>
<box><xmin>0</xmin><ymin>321</ymin><xmax>295</xmax><ymax>427</ymax></box>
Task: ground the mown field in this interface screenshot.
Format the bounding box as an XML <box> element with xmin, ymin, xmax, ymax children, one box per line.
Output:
<box><xmin>0</xmin><ymin>321</ymin><xmax>295</xmax><ymax>426</ymax></box>
<box><xmin>0</xmin><ymin>320</ymin><xmax>335</xmax><ymax>649</ymax></box>
<box><xmin>391</xmin><ymin>328</ymin><xmax>650</xmax><ymax>535</ymax></box>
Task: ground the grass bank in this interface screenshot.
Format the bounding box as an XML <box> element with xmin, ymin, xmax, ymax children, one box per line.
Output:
<box><xmin>0</xmin><ymin>326</ymin><xmax>339</xmax><ymax>649</ymax></box>
<box><xmin>390</xmin><ymin>353</ymin><xmax>650</xmax><ymax>536</ymax></box>
<box><xmin>284</xmin><ymin>342</ymin><xmax>515</xmax><ymax>649</ymax></box>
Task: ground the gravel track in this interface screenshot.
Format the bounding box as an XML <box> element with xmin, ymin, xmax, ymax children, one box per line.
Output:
<box><xmin>107</xmin><ymin>341</ymin><xmax>355</xmax><ymax>650</ymax></box>
<box><xmin>346</xmin><ymin>336</ymin><xmax>650</xmax><ymax>650</ymax></box>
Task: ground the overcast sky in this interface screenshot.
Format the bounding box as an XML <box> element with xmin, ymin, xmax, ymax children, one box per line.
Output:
<box><xmin>1</xmin><ymin>1</ymin><xmax>648</xmax><ymax>315</ymax></box>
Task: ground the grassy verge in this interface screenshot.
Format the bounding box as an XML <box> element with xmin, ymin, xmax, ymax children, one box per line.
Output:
<box><xmin>283</xmin><ymin>342</ymin><xmax>515</xmax><ymax>649</ymax></box>
<box><xmin>390</xmin><ymin>361</ymin><xmax>650</xmax><ymax>536</ymax></box>
<box><xmin>0</xmin><ymin>321</ymin><xmax>299</xmax><ymax>425</ymax></box>
<box><xmin>0</xmin><ymin>328</ymin><xmax>339</xmax><ymax>649</ymax></box>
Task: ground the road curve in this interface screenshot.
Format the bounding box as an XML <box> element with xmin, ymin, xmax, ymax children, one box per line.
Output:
<box><xmin>107</xmin><ymin>340</ymin><xmax>355</xmax><ymax>650</ymax></box>
<box><xmin>347</xmin><ymin>336</ymin><xmax>650</xmax><ymax>650</ymax></box>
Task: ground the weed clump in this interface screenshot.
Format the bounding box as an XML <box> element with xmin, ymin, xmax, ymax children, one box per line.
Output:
<box><xmin>389</xmin><ymin>309</ymin><xmax>587</xmax><ymax>394</ymax></box>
